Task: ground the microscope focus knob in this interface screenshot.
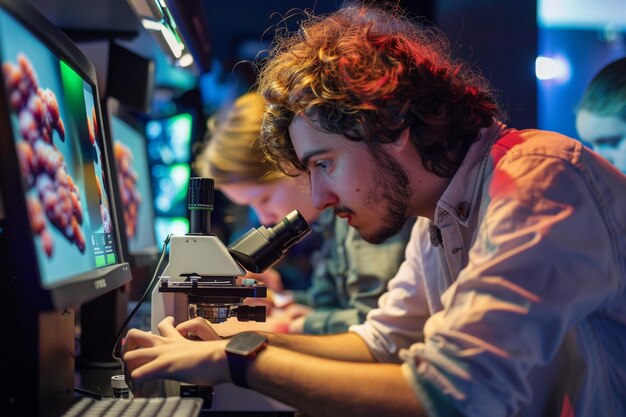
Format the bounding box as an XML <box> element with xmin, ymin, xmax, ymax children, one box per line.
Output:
<box><xmin>235</xmin><ymin>305</ymin><xmax>267</xmax><ymax>322</ymax></box>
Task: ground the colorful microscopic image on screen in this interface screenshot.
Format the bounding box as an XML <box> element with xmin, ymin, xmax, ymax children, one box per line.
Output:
<box><xmin>111</xmin><ymin>115</ymin><xmax>157</xmax><ymax>253</ymax></box>
<box><xmin>84</xmin><ymin>86</ymin><xmax>114</xmax><ymax>236</ymax></box>
<box><xmin>0</xmin><ymin>8</ymin><xmax>119</xmax><ymax>287</ymax></box>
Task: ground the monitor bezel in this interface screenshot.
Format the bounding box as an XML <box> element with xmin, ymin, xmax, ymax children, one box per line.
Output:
<box><xmin>0</xmin><ymin>0</ymin><xmax>131</xmax><ymax>311</ymax></box>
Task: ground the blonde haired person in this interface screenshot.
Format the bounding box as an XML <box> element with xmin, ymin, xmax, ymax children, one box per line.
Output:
<box><xmin>195</xmin><ymin>91</ymin><xmax>413</xmax><ymax>334</ymax></box>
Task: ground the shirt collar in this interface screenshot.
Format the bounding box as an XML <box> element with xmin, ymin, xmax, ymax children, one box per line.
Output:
<box><xmin>436</xmin><ymin>121</ymin><xmax>507</xmax><ymax>226</ymax></box>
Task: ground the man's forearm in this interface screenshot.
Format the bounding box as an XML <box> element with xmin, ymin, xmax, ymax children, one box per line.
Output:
<box><xmin>261</xmin><ymin>331</ymin><xmax>376</xmax><ymax>362</ymax></box>
<box><xmin>248</xmin><ymin>345</ymin><xmax>426</xmax><ymax>417</ymax></box>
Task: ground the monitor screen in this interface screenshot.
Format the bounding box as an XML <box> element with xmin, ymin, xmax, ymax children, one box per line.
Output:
<box><xmin>151</xmin><ymin>162</ymin><xmax>191</xmax><ymax>218</ymax></box>
<box><xmin>146</xmin><ymin>113</ymin><xmax>193</xmax><ymax>219</ymax></box>
<box><xmin>0</xmin><ymin>0</ymin><xmax>130</xmax><ymax>310</ymax></box>
<box><xmin>155</xmin><ymin>216</ymin><xmax>189</xmax><ymax>246</ymax></box>
<box><xmin>108</xmin><ymin>108</ymin><xmax>157</xmax><ymax>255</ymax></box>
<box><xmin>146</xmin><ymin>112</ymin><xmax>193</xmax><ymax>165</ymax></box>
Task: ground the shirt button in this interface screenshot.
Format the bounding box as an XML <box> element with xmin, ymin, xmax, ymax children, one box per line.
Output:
<box><xmin>457</xmin><ymin>201</ymin><xmax>469</xmax><ymax>220</ymax></box>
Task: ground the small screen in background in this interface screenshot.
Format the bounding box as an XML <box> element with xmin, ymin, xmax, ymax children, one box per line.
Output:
<box><xmin>110</xmin><ymin>115</ymin><xmax>157</xmax><ymax>254</ymax></box>
<box><xmin>154</xmin><ymin>216</ymin><xmax>189</xmax><ymax>248</ymax></box>
<box><xmin>146</xmin><ymin>113</ymin><xmax>193</xmax><ymax>221</ymax></box>
<box><xmin>151</xmin><ymin>163</ymin><xmax>190</xmax><ymax>218</ymax></box>
<box><xmin>146</xmin><ymin>113</ymin><xmax>192</xmax><ymax>165</ymax></box>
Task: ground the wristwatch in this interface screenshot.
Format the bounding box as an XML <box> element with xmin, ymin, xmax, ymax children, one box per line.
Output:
<box><xmin>224</xmin><ymin>332</ymin><xmax>268</xmax><ymax>388</ymax></box>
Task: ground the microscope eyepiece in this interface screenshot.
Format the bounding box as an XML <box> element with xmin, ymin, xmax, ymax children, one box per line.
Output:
<box><xmin>188</xmin><ymin>177</ymin><xmax>214</xmax><ymax>235</ymax></box>
<box><xmin>265</xmin><ymin>210</ymin><xmax>310</xmax><ymax>249</ymax></box>
<box><xmin>227</xmin><ymin>210</ymin><xmax>311</xmax><ymax>273</ymax></box>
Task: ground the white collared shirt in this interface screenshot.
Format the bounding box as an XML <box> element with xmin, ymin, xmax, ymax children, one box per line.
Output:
<box><xmin>351</xmin><ymin>123</ymin><xmax>626</xmax><ymax>417</ymax></box>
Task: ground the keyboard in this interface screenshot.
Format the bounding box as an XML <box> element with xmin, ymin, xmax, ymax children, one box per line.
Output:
<box><xmin>61</xmin><ymin>396</ymin><xmax>203</xmax><ymax>417</ymax></box>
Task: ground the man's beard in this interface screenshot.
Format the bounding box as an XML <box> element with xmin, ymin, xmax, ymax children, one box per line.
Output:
<box><xmin>360</xmin><ymin>145</ymin><xmax>411</xmax><ymax>244</ymax></box>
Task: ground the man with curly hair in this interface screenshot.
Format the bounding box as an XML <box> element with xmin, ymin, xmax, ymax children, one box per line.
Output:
<box><xmin>123</xmin><ymin>5</ymin><xmax>626</xmax><ymax>417</ymax></box>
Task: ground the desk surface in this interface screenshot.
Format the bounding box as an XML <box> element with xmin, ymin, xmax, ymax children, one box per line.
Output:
<box><xmin>76</xmin><ymin>362</ymin><xmax>295</xmax><ymax>416</ymax></box>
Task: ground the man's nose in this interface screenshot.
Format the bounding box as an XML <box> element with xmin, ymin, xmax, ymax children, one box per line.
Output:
<box><xmin>310</xmin><ymin>174</ymin><xmax>338</xmax><ymax>211</ymax></box>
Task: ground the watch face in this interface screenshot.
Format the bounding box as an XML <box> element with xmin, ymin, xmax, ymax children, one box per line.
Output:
<box><xmin>225</xmin><ymin>332</ymin><xmax>268</xmax><ymax>356</ymax></box>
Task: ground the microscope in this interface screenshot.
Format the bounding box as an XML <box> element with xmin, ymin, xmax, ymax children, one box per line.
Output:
<box><xmin>150</xmin><ymin>177</ymin><xmax>310</xmax><ymax>408</ymax></box>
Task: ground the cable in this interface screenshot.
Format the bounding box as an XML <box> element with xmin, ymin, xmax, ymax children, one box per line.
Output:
<box><xmin>74</xmin><ymin>387</ymin><xmax>104</xmax><ymax>400</ymax></box>
<box><xmin>111</xmin><ymin>234</ymin><xmax>172</xmax><ymax>361</ymax></box>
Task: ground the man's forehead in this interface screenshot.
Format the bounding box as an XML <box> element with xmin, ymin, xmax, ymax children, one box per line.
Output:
<box><xmin>289</xmin><ymin>116</ymin><xmax>326</xmax><ymax>136</ymax></box>
<box><xmin>577</xmin><ymin>111</ymin><xmax>626</xmax><ymax>141</ymax></box>
<box><xmin>289</xmin><ymin>117</ymin><xmax>332</xmax><ymax>153</ymax></box>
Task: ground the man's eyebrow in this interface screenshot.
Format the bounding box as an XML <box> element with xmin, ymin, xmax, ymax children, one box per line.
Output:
<box><xmin>300</xmin><ymin>149</ymin><xmax>331</xmax><ymax>167</ymax></box>
<box><xmin>593</xmin><ymin>135</ymin><xmax>622</xmax><ymax>142</ymax></box>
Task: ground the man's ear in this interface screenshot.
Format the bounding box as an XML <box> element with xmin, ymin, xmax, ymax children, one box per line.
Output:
<box><xmin>396</xmin><ymin>128</ymin><xmax>411</xmax><ymax>148</ymax></box>
<box><xmin>383</xmin><ymin>128</ymin><xmax>411</xmax><ymax>156</ymax></box>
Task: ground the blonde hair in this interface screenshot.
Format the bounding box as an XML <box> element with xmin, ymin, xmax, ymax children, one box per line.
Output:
<box><xmin>195</xmin><ymin>92</ymin><xmax>283</xmax><ymax>185</ymax></box>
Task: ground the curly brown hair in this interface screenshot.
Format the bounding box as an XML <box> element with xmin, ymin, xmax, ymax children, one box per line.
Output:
<box><xmin>257</xmin><ymin>5</ymin><xmax>503</xmax><ymax>178</ymax></box>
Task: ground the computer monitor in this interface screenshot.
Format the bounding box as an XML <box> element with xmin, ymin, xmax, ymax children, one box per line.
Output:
<box><xmin>0</xmin><ymin>2</ymin><xmax>130</xmax><ymax>311</ymax></box>
<box><xmin>104</xmin><ymin>97</ymin><xmax>160</xmax><ymax>303</ymax></box>
<box><xmin>106</xmin><ymin>98</ymin><xmax>158</xmax><ymax>262</ymax></box>
<box><xmin>0</xmin><ymin>0</ymin><xmax>131</xmax><ymax>415</ymax></box>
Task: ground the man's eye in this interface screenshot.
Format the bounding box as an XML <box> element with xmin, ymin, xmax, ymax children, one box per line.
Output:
<box><xmin>594</xmin><ymin>136</ymin><xmax>623</xmax><ymax>148</ymax></box>
<box><xmin>315</xmin><ymin>160</ymin><xmax>330</xmax><ymax>170</ymax></box>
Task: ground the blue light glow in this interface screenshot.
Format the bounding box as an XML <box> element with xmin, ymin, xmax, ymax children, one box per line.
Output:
<box><xmin>535</xmin><ymin>56</ymin><xmax>571</xmax><ymax>81</ymax></box>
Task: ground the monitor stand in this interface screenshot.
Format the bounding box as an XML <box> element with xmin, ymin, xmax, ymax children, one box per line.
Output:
<box><xmin>79</xmin><ymin>286</ymin><xmax>128</xmax><ymax>367</ymax></box>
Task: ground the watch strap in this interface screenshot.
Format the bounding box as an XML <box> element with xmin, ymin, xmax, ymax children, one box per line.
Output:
<box><xmin>225</xmin><ymin>332</ymin><xmax>268</xmax><ymax>388</ymax></box>
<box><xmin>225</xmin><ymin>351</ymin><xmax>252</xmax><ymax>388</ymax></box>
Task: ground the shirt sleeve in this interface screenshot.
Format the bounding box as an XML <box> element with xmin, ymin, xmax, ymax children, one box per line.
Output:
<box><xmin>351</xmin><ymin>218</ymin><xmax>436</xmax><ymax>362</ymax></box>
<box><xmin>401</xmin><ymin>151</ymin><xmax>622</xmax><ymax>417</ymax></box>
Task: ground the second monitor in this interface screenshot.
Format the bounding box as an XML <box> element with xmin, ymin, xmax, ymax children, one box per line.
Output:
<box><xmin>104</xmin><ymin>97</ymin><xmax>160</xmax><ymax>303</ymax></box>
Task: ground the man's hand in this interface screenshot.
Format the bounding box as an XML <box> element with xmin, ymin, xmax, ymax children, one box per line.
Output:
<box><xmin>287</xmin><ymin>316</ymin><xmax>306</xmax><ymax>334</ymax></box>
<box><xmin>264</xmin><ymin>304</ymin><xmax>312</xmax><ymax>333</ymax></box>
<box><xmin>122</xmin><ymin>317</ymin><xmax>229</xmax><ymax>395</ymax></box>
<box><xmin>245</xmin><ymin>267</ymin><xmax>283</xmax><ymax>292</ymax></box>
<box><xmin>175</xmin><ymin>316</ymin><xmax>222</xmax><ymax>341</ymax></box>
